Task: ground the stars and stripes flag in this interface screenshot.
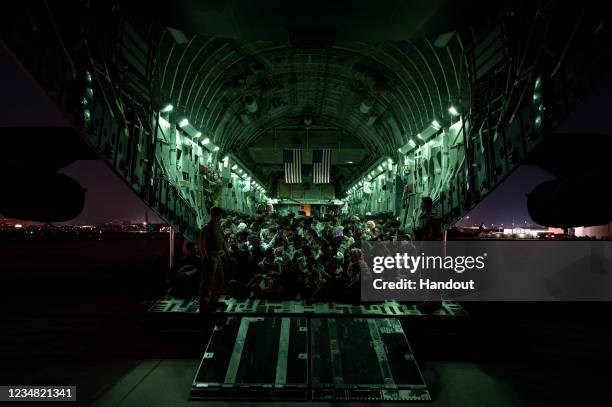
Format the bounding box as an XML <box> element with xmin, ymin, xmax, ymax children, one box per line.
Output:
<box><xmin>283</xmin><ymin>149</ymin><xmax>302</xmax><ymax>183</ymax></box>
<box><xmin>312</xmin><ymin>148</ymin><xmax>331</xmax><ymax>184</ymax></box>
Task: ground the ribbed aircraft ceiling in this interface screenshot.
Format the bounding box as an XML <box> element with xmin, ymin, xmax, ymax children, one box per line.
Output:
<box><xmin>156</xmin><ymin>33</ymin><xmax>469</xmax><ymax>187</ymax></box>
<box><xmin>142</xmin><ymin>0</ymin><xmax>508</xmax><ymax>189</ymax></box>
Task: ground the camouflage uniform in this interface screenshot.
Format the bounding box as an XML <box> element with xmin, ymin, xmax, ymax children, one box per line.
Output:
<box><xmin>199</xmin><ymin>221</ymin><xmax>225</xmax><ymax>313</ymax></box>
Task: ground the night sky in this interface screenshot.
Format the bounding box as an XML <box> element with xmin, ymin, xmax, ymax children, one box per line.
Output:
<box><xmin>58</xmin><ymin>161</ymin><xmax>163</xmax><ymax>225</ymax></box>
<box><xmin>0</xmin><ymin>46</ymin><xmax>162</xmax><ymax>225</ymax></box>
<box><xmin>1</xmin><ymin>45</ymin><xmax>610</xmax><ymax>226</ymax></box>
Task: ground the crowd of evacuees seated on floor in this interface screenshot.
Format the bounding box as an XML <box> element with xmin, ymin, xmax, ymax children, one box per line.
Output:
<box><xmin>167</xmin><ymin>210</ymin><xmax>413</xmax><ymax>305</ymax></box>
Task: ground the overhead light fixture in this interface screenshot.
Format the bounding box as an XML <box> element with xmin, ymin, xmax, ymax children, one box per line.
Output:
<box><xmin>202</xmin><ymin>137</ymin><xmax>210</xmax><ymax>145</ymax></box>
<box><xmin>194</xmin><ymin>131</ymin><xmax>202</xmax><ymax>138</ymax></box>
<box><xmin>431</xmin><ymin>120</ymin><xmax>441</xmax><ymax>130</ymax></box>
<box><xmin>387</xmin><ymin>158</ymin><xmax>393</xmax><ymax>164</ymax></box>
<box><xmin>238</xmin><ymin>169</ymin><xmax>243</xmax><ymax>174</ymax></box>
<box><xmin>243</xmin><ymin>94</ymin><xmax>258</xmax><ymax>113</ymax></box>
<box><xmin>398</xmin><ymin>137</ymin><xmax>419</xmax><ymax>154</ymax></box>
<box><xmin>359</xmin><ymin>100</ymin><xmax>372</xmax><ymax>114</ymax></box>
<box><xmin>534</xmin><ymin>115</ymin><xmax>542</xmax><ymax>127</ymax></box>
<box><xmin>213</xmin><ymin>146</ymin><xmax>220</xmax><ymax>151</ymax></box>
<box><xmin>178</xmin><ymin>118</ymin><xmax>189</xmax><ymax>127</ymax></box>
<box><xmin>161</xmin><ymin>104</ymin><xmax>173</xmax><ymax>113</ymax></box>
<box><xmin>346</xmin><ymin>161</ymin><xmax>354</xmax><ymax>164</ymax></box>
<box><xmin>377</xmin><ymin>165</ymin><xmax>383</xmax><ymax>171</ymax></box>
<box><xmin>231</xmin><ymin>164</ymin><xmax>238</xmax><ymax>170</ymax></box>
<box><xmin>167</xmin><ymin>27</ymin><xmax>189</xmax><ymax>45</ymax></box>
<box><xmin>448</xmin><ymin>106</ymin><xmax>460</xmax><ymax>116</ymax></box>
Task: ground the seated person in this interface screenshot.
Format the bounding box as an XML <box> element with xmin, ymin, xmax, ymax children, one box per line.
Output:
<box><xmin>344</xmin><ymin>248</ymin><xmax>367</xmax><ymax>303</ymax></box>
<box><xmin>224</xmin><ymin>235</ymin><xmax>251</xmax><ymax>298</ymax></box>
<box><xmin>166</xmin><ymin>239</ymin><xmax>200</xmax><ymax>298</ymax></box>
<box><xmin>249</xmin><ymin>236</ymin><xmax>266</xmax><ymax>267</ymax></box>
<box><xmin>317</xmin><ymin>256</ymin><xmax>345</xmax><ymax>301</ymax></box>
<box><xmin>298</xmin><ymin>246</ymin><xmax>328</xmax><ymax>300</ymax></box>
<box><xmin>248</xmin><ymin>247</ymin><xmax>282</xmax><ymax>298</ymax></box>
<box><xmin>339</xmin><ymin>227</ymin><xmax>355</xmax><ymax>253</ymax></box>
<box><xmin>364</xmin><ymin>220</ymin><xmax>382</xmax><ymax>240</ymax></box>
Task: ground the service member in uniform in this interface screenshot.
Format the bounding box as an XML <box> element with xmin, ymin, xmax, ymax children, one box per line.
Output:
<box><xmin>414</xmin><ymin>196</ymin><xmax>444</xmax><ymax>313</ymax></box>
<box><xmin>414</xmin><ymin>196</ymin><xmax>442</xmax><ymax>241</ymax></box>
<box><xmin>199</xmin><ymin>207</ymin><xmax>228</xmax><ymax>313</ymax></box>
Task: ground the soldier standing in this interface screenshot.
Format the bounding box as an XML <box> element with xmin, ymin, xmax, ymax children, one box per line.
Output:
<box><xmin>199</xmin><ymin>207</ymin><xmax>228</xmax><ymax>313</ymax></box>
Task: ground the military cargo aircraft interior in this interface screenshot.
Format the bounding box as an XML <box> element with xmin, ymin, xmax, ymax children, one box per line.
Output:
<box><xmin>1</xmin><ymin>0</ymin><xmax>612</xmax><ymax>405</ymax></box>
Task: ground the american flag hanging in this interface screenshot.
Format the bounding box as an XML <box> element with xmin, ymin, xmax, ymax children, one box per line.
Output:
<box><xmin>312</xmin><ymin>148</ymin><xmax>331</xmax><ymax>184</ymax></box>
<box><xmin>283</xmin><ymin>149</ymin><xmax>302</xmax><ymax>183</ymax></box>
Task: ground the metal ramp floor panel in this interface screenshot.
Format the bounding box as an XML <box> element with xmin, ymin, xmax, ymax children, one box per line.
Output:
<box><xmin>190</xmin><ymin>316</ymin><xmax>309</xmax><ymax>401</ymax></box>
<box><xmin>190</xmin><ymin>316</ymin><xmax>430</xmax><ymax>402</ymax></box>
<box><xmin>310</xmin><ymin>317</ymin><xmax>431</xmax><ymax>401</ymax></box>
